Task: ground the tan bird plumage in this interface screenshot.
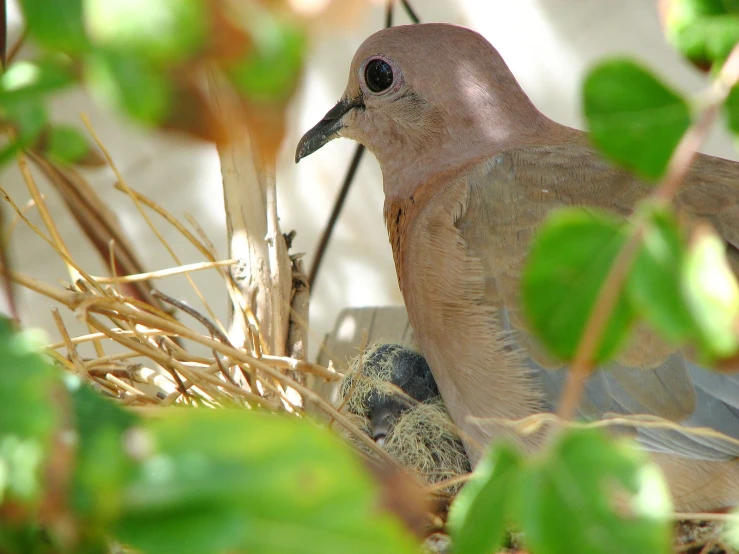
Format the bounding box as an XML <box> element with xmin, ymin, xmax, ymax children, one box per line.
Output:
<box><xmin>296</xmin><ymin>23</ymin><xmax>739</xmax><ymax>511</ymax></box>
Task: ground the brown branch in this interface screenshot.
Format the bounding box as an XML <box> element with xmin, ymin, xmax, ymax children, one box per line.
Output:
<box><xmin>0</xmin><ymin>1</ymin><xmax>6</xmax><ymax>69</ymax></box>
<box><xmin>152</xmin><ymin>289</ymin><xmax>230</xmax><ymax>345</ymax></box>
<box><xmin>6</xmin><ymin>28</ymin><xmax>26</xmax><ymax>67</ymax></box>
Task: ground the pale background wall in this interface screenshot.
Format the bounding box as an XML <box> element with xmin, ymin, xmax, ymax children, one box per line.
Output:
<box><xmin>2</xmin><ymin>0</ymin><xmax>736</xmax><ymax>360</ymax></box>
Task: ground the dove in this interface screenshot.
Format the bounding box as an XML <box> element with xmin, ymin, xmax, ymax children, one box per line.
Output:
<box><xmin>296</xmin><ymin>23</ymin><xmax>739</xmax><ymax>511</ymax></box>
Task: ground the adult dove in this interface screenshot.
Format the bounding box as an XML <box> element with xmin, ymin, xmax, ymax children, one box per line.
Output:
<box><xmin>296</xmin><ymin>23</ymin><xmax>739</xmax><ymax>511</ymax></box>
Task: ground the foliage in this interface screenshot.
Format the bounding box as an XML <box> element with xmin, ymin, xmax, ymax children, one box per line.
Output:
<box><xmin>450</xmin><ymin>432</ymin><xmax>672</xmax><ymax>554</ymax></box>
<box><xmin>1</xmin><ymin>0</ymin><xmax>306</xmax><ymax>166</ymax></box>
<box><xmin>0</xmin><ymin>321</ymin><xmax>418</xmax><ymax>554</ymax></box>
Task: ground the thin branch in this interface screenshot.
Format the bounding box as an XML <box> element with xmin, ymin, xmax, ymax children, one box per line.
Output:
<box><xmin>152</xmin><ymin>289</ymin><xmax>230</xmax><ymax>345</ymax></box>
<box><xmin>1</xmin><ymin>0</ymin><xmax>6</xmax><ymax>69</ymax></box>
<box><xmin>6</xmin><ymin>28</ymin><xmax>26</xmax><ymax>67</ymax></box>
<box><xmin>82</xmin><ymin>115</ymin><xmax>227</xmax><ymax>338</ymax></box>
<box><xmin>556</xmin><ymin>42</ymin><xmax>739</xmax><ymax>421</ymax></box>
<box><xmin>400</xmin><ymin>0</ymin><xmax>420</xmax><ymax>23</ymax></box>
<box><xmin>308</xmin><ymin>144</ymin><xmax>364</xmax><ymax>289</ymax></box>
<box><xmin>91</xmin><ymin>259</ymin><xmax>237</xmax><ymax>284</ymax></box>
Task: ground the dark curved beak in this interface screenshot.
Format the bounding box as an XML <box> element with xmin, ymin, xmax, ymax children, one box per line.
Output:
<box><xmin>295</xmin><ymin>96</ymin><xmax>363</xmax><ymax>163</ymax></box>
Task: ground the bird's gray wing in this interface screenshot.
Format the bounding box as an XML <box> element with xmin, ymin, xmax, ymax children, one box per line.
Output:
<box><xmin>456</xmin><ymin>142</ymin><xmax>739</xmax><ymax>460</ymax></box>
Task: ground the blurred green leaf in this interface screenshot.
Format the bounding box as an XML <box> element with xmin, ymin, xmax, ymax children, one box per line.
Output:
<box><xmin>226</xmin><ymin>18</ymin><xmax>305</xmax><ymax>102</ymax></box>
<box><xmin>84</xmin><ymin>0</ymin><xmax>209</xmax><ymax>63</ymax></box>
<box><xmin>521</xmin><ymin>208</ymin><xmax>635</xmax><ymax>363</ymax></box>
<box><xmin>0</xmin><ymin>100</ymin><xmax>48</xmax><ymax>166</ymax></box>
<box><xmin>68</xmin><ymin>377</ymin><xmax>139</xmax><ymax>525</ymax></box>
<box><xmin>512</xmin><ymin>429</ymin><xmax>672</xmax><ymax>554</ymax></box>
<box><xmin>0</xmin><ymin>524</ymin><xmax>57</xmax><ymax>554</ymax></box>
<box><xmin>19</xmin><ymin>0</ymin><xmax>90</xmax><ymax>53</ymax></box>
<box><xmin>628</xmin><ymin>205</ymin><xmax>697</xmax><ymax>343</ymax></box>
<box><xmin>663</xmin><ymin>0</ymin><xmax>739</xmax><ymax>67</ymax></box>
<box><xmin>115</xmin><ymin>409</ymin><xmax>418</xmax><ymax>554</ymax></box>
<box><xmin>448</xmin><ymin>443</ymin><xmax>521</xmax><ymax>554</ymax></box>
<box><xmin>682</xmin><ymin>226</ymin><xmax>739</xmax><ymax>359</ymax></box>
<box><xmin>723</xmin><ymin>84</ymin><xmax>739</xmax><ymax>135</ymax></box>
<box><xmin>45</xmin><ymin>125</ymin><xmax>91</xmax><ymax>165</ymax></box>
<box><xmin>84</xmin><ymin>51</ymin><xmax>172</xmax><ymax>125</ymax></box>
<box><xmin>0</xmin><ymin>321</ymin><xmax>58</xmax><ymax>505</ymax></box>
<box><xmin>0</xmin><ymin>57</ymin><xmax>75</xmax><ymax>105</ymax></box>
<box><xmin>723</xmin><ymin>511</ymin><xmax>739</xmax><ymax>550</ymax></box>
<box><xmin>583</xmin><ymin>59</ymin><xmax>691</xmax><ymax>180</ymax></box>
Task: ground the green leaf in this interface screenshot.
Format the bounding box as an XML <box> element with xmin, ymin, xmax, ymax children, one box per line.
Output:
<box><xmin>682</xmin><ymin>226</ymin><xmax>739</xmax><ymax>359</ymax></box>
<box><xmin>84</xmin><ymin>51</ymin><xmax>172</xmax><ymax>125</ymax></box>
<box><xmin>68</xmin><ymin>377</ymin><xmax>139</xmax><ymax>525</ymax></box>
<box><xmin>663</xmin><ymin>0</ymin><xmax>739</xmax><ymax>67</ymax></box>
<box><xmin>583</xmin><ymin>59</ymin><xmax>691</xmax><ymax>180</ymax></box>
<box><xmin>0</xmin><ymin>321</ymin><xmax>58</xmax><ymax>505</ymax></box>
<box><xmin>0</xmin><ymin>57</ymin><xmax>76</xmax><ymax>106</ymax></box>
<box><xmin>0</xmin><ymin>100</ymin><xmax>48</xmax><ymax>166</ymax></box>
<box><xmin>628</xmin><ymin>205</ymin><xmax>697</xmax><ymax>344</ymax></box>
<box><xmin>0</xmin><ymin>524</ymin><xmax>57</xmax><ymax>554</ymax></box>
<box><xmin>521</xmin><ymin>208</ymin><xmax>635</xmax><ymax>363</ymax></box>
<box><xmin>19</xmin><ymin>0</ymin><xmax>90</xmax><ymax>53</ymax></box>
<box><xmin>226</xmin><ymin>18</ymin><xmax>305</xmax><ymax>102</ymax></box>
<box><xmin>512</xmin><ymin>428</ymin><xmax>672</xmax><ymax>554</ymax></box>
<box><xmin>84</xmin><ymin>0</ymin><xmax>209</xmax><ymax>63</ymax></box>
<box><xmin>723</xmin><ymin>510</ymin><xmax>739</xmax><ymax>549</ymax></box>
<box><xmin>448</xmin><ymin>443</ymin><xmax>522</xmax><ymax>554</ymax></box>
<box><xmin>115</xmin><ymin>409</ymin><xmax>418</xmax><ymax>554</ymax></box>
<box><xmin>723</xmin><ymin>84</ymin><xmax>739</xmax><ymax>135</ymax></box>
<box><xmin>45</xmin><ymin>125</ymin><xmax>91</xmax><ymax>165</ymax></box>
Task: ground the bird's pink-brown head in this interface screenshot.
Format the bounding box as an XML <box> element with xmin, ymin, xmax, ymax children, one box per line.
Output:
<box><xmin>296</xmin><ymin>23</ymin><xmax>550</xmax><ymax>197</ymax></box>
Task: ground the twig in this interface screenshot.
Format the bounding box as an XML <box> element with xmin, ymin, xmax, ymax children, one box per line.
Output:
<box><xmin>0</xmin><ymin>207</ymin><xmax>19</xmax><ymax>322</ymax></box>
<box><xmin>18</xmin><ymin>155</ymin><xmax>84</xmax><ymax>288</ymax></box>
<box><xmin>308</xmin><ymin>144</ymin><xmax>365</xmax><ymax>289</ymax></box>
<box><xmin>6</xmin><ymin>28</ymin><xmax>26</xmax><ymax>67</ymax></box>
<box><xmin>91</xmin><ymin>259</ymin><xmax>237</xmax><ymax>284</ymax></box>
<box><xmin>0</xmin><ymin>187</ymin><xmax>86</xmax><ymax>288</ymax></box>
<box><xmin>287</xmin><ymin>257</ymin><xmax>310</xmax><ymax>365</ymax></box>
<box><xmin>265</xmin><ymin>165</ymin><xmax>291</xmax><ymax>356</ymax></box>
<box><xmin>674</xmin><ymin>512</ymin><xmax>738</xmax><ymax>523</ymax></box>
<box><xmin>469</xmin><ymin>412</ymin><xmax>739</xmax><ymax>451</ymax></box>
<box><xmin>151</xmin><ymin>289</ymin><xmax>230</xmax><ymax>344</ymax></box>
<box><xmin>82</xmin><ymin>115</ymin><xmax>227</xmax><ymax>338</ymax></box>
<box><xmin>51</xmin><ymin>308</ymin><xmax>89</xmax><ymax>378</ymax></box>
<box><xmin>1</xmin><ymin>2</ymin><xmax>6</xmax><ymax>69</ymax></box>
<box><xmin>400</xmin><ymin>0</ymin><xmax>420</xmax><ymax>23</ymax></box>
<box><xmin>556</xmin><ymin>42</ymin><xmax>739</xmax><ymax>421</ymax></box>
<box><xmin>425</xmin><ymin>473</ymin><xmax>472</xmax><ymax>494</ymax></box>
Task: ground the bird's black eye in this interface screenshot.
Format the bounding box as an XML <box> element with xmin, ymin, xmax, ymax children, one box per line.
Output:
<box><xmin>365</xmin><ymin>59</ymin><xmax>394</xmax><ymax>93</ymax></box>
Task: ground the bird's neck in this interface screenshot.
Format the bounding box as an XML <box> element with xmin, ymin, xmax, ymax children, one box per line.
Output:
<box><xmin>379</xmin><ymin>109</ymin><xmax>577</xmax><ymax>201</ymax></box>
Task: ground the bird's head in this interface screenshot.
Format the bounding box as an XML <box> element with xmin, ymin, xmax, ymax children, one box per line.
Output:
<box><xmin>296</xmin><ymin>23</ymin><xmax>544</xmax><ymax>196</ymax></box>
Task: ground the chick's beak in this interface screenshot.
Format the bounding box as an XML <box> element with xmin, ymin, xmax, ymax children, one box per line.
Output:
<box><xmin>295</xmin><ymin>95</ymin><xmax>363</xmax><ymax>163</ymax></box>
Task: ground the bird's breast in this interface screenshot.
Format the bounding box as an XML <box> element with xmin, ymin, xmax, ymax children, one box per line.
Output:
<box><xmin>384</xmin><ymin>179</ymin><xmax>546</xmax><ymax>460</ymax></box>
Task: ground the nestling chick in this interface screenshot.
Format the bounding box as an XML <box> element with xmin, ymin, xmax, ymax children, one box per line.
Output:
<box><xmin>337</xmin><ymin>343</ymin><xmax>470</xmax><ymax>489</ymax></box>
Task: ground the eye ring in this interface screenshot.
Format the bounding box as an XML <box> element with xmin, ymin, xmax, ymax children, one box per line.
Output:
<box><xmin>364</xmin><ymin>57</ymin><xmax>395</xmax><ymax>94</ymax></box>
